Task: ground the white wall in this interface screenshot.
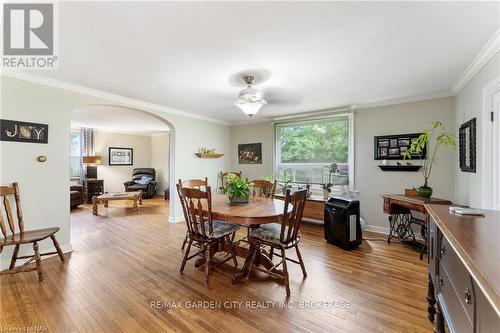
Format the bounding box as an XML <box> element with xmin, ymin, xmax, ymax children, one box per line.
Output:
<box><xmin>454</xmin><ymin>52</ymin><xmax>500</xmax><ymax>207</ymax></box>
<box><xmin>150</xmin><ymin>133</ymin><xmax>170</xmax><ymax>194</ymax></box>
<box><xmin>230</xmin><ymin>97</ymin><xmax>456</xmax><ymax>231</ymax></box>
<box><xmin>0</xmin><ymin>75</ymin><xmax>231</xmax><ymax>268</ymax></box>
<box><xmin>94</xmin><ymin>131</ymin><xmax>152</xmax><ymax>193</ymax></box>
<box><xmin>355</xmin><ymin>97</ymin><xmax>455</xmax><ymax>230</ymax></box>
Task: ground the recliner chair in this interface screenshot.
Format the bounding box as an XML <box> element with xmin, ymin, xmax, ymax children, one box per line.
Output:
<box><xmin>123</xmin><ymin>168</ymin><xmax>157</xmax><ymax>199</ymax></box>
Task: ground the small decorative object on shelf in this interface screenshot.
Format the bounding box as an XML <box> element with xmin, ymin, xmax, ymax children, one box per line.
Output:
<box><xmin>220</xmin><ymin>173</ymin><xmax>252</xmax><ymax>204</ymax></box>
<box><xmin>195</xmin><ymin>147</ymin><xmax>224</xmax><ymax>158</ymax></box>
<box><xmin>402</xmin><ymin>120</ymin><xmax>456</xmax><ymax>198</ymax></box>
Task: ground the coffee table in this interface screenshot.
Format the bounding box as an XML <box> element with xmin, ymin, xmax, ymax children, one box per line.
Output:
<box><xmin>92</xmin><ymin>191</ymin><xmax>143</xmax><ymax>215</ymax></box>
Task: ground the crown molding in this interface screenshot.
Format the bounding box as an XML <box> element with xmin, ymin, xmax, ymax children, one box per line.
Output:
<box><xmin>451</xmin><ymin>28</ymin><xmax>500</xmax><ymax>95</ymax></box>
<box><xmin>0</xmin><ymin>71</ymin><xmax>231</xmax><ymax>126</ymax></box>
<box><xmin>357</xmin><ymin>90</ymin><xmax>453</xmax><ymax>110</ymax></box>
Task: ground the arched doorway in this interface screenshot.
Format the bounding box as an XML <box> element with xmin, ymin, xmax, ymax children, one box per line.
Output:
<box><xmin>69</xmin><ymin>105</ymin><xmax>176</xmax><ymax>220</ymax></box>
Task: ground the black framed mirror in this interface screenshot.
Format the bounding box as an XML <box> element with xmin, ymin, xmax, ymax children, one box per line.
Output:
<box><xmin>459</xmin><ymin>118</ymin><xmax>476</xmax><ymax>173</ymax></box>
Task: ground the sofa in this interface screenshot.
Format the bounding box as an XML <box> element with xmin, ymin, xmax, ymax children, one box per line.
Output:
<box><xmin>70</xmin><ymin>184</ymin><xmax>85</xmax><ymax>208</ymax></box>
<box><xmin>123</xmin><ymin>168</ymin><xmax>157</xmax><ymax>199</ymax></box>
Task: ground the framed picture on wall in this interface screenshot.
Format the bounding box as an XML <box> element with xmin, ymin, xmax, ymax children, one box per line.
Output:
<box><xmin>374</xmin><ymin>133</ymin><xmax>426</xmax><ymax>160</ymax></box>
<box><xmin>238</xmin><ymin>143</ymin><xmax>262</xmax><ymax>164</ymax></box>
<box><xmin>109</xmin><ymin>147</ymin><xmax>133</xmax><ymax>165</ymax></box>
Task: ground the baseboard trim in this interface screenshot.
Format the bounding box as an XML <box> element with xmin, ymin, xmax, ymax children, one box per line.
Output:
<box><xmin>168</xmin><ymin>216</ymin><xmax>184</xmax><ymax>223</ymax></box>
<box><xmin>363</xmin><ymin>224</ymin><xmax>423</xmax><ymax>241</ymax></box>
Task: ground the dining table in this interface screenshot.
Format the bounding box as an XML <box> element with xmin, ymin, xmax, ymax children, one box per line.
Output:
<box><xmin>198</xmin><ymin>194</ymin><xmax>293</xmax><ymax>284</ymax></box>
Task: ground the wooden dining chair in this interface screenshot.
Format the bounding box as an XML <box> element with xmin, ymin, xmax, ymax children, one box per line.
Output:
<box><xmin>251</xmin><ymin>179</ymin><xmax>277</xmax><ymax>198</ymax></box>
<box><xmin>0</xmin><ymin>182</ymin><xmax>65</xmax><ymax>282</ymax></box>
<box><xmin>247</xmin><ymin>188</ymin><xmax>308</xmax><ymax>296</ymax></box>
<box><xmin>180</xmin><ymin>178</ymin><xmax>208</xmax><ymax>189</ymax></box>
<box><xmin>218</xmin><ymin>171</ymin><xmax>242</xmax><ymax>193</ymax></box>
<box><xmin>176</xmin><ymin>184</ymin><xmax>240</xmax><ymax>286</ymax></box>
<box><xmin>179</xmin><ymin>178</ymin><xmax>209</xmax><ymax>250</ymax></box>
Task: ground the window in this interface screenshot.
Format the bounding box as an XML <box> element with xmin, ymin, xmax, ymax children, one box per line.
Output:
<box><xmin>69</xmin><ymin>131</ymin><xmax>81</xmax><ymax>178</ymax></box>
<box><xmin>275</xmin><ymin>114</ymin><xmax>353</xmax><ymax>188</ymax></box>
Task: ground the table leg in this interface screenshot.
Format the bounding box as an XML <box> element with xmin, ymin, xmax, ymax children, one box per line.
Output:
<box><xmin>231</xmin><ymin>241</ymin><xmax>278</xmax><ymax>284</ymax></box>
<box><xmin>104</xmin><ymin>200</ymin><xmax>108</xmax><ymax>208</ymax></box>
<box><xmin>232</xmin><ymin>241</ymin><xmax>258</xmax><ymax>284</ymax></box>
<box><xmin>92</xmin><ymin>197</ymin><xmax>98</xmax><ymax>215</ymax></box>
<box><xmin>133</xmin><ymin>198</ymin><xmax>138</xmax><ymax>212</ymax></box>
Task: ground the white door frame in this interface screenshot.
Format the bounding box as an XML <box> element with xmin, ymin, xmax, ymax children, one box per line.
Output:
<box><xmin>481</xmin><ymin>76</ymin><xmax>500</xmax><ymax>209</ymax></box>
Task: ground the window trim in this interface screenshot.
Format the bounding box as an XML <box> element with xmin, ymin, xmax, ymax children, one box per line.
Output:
<box><xmin>273</xmin><ymin>112</ymin><xmax>355</xmax><ymax>191</ymax></box>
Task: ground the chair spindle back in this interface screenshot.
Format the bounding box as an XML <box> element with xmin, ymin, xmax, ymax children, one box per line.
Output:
<box><xmin>251</xmin><ymin>180</ymin><xmax>277</xmax><ymax>198</ymax></box>
<box><xmin>179</xmin><ymin>177</ymin><xmax>208</xmax><ymax>189</ymax></box>
<box><xmin>280</xmin><ymin>188</ymin><xmax>308</xmax><ymax>244</ymax></box>
<box><xmin>176</xmin><ymin>183</ymin><xmax>214</xmax><ymax>241</ymax></box>
<box><xmin>0</xmin><ymin>182</ymin><xmax>24</xmax><ymax>239</ymax></box>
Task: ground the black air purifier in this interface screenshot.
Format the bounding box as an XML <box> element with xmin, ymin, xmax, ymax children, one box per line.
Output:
<box><xmin>324</xmin><ymin>197</ymin><xmax>362</xmax><ymax>250</ymax></box>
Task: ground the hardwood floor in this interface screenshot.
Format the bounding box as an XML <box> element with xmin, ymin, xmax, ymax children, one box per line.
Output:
<box><xmin>1</xmin><ymin>196</ymin><xmax>432</xmax><ymax>332</ymax></box>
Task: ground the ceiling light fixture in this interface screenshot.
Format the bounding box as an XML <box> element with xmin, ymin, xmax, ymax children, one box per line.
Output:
<box><xmin>234</xmin><ymin>75</ymin><xmax>267</xmax><ymax>117</ymax></box>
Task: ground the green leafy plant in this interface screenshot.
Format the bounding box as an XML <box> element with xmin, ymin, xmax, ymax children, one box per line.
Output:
<box><xmin>321</xmin><ymin>183</ymin><xmax>333</xmax><ymax>193</ymax></box>
<box><xmin>402</xmin><ymin>121</ymin><xmax>456</xmax><ymax>188</ymax></box>
<box><xmin>221</xmin><ymin>173</ymin><xmax>252</xmax><ymax>199</ymax></box>
<box><xmin>280</xmin><ymin>170</ymin><xmax>293</xmax><ymax>192</ymax></box>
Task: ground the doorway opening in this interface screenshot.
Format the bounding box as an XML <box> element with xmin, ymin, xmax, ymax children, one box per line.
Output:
<box><xmin>68</xmin><ymin>105</ymin><xmax>176</xmax><ymax>220</ymax></box>
<box><xmin>482</xmin><ymin>77</ymin><xmax>500</xmax><ymax>210</ymax></box>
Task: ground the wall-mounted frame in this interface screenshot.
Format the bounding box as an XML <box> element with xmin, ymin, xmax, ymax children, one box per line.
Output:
<box><xmin>109</xmin><ymin>147</ymin><xmax>133</xmax><ymax>166</ymax></box>
<box><xmin>374</xmin><ymin>133</ymin><xmax>426</xmax><ymax>160</ymax></box>
<box><xmin>459</xmin><ymin>118</ymin><xmax>476</xmax><ymax>173</ymax></box>
<box><xmin>0</xmin><ymin>119</ymin><xmax>48</xmax><ymax>144</ymax></box>
<box><xmin>238</xmin><ymin>142</ymin><xmax>262</xmax><ymax>164</ymax></box>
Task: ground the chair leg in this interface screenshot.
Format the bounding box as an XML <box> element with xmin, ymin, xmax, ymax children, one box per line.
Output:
<box><xmin>181</xmin><ymin>234</ymin><xmax>188</xmax><ymax>250</ymax></box>
<box><xmin>180</xmin><ymin>238</ymin><xmax>193</xmax><ymax>273</ymax></box>
<box><xmin>9</xmin><ymin>244</ymin><xmax>20</xmax><ymax>269</ymax></box>
<box><xmin>204</xmin><ymin>243</ymin><xmax>211</xmax><ymax>287</ymax></box>
<box><xmin>50</xmin><ymin>235</ymin><xmax>65</xmax><ymax>262</ymax></box>
<box><xmin>227</xmin><ymin>236</ymin><xmax>238</xmax><ymax>268</ymax></box>
<box><xmin>33</xmin><ymin>242</ymin><xmax>44</xmax><ymax>282</ymax></box>
<box><xmin>295</xmin><ymin>245</ymin><xmax>307</xmax><ymax>277</ymax></box>
<box><xmin>246</xmin><ymin>241</ymin><xmax>260</xmax><ymax>279</ymax></box>
<box><xmin>281</xmin><ymin>248</ymin><xmax>290</xmax><ymax>297</ymax></box>
<box><xmin>269</xmin><ymin>247</ymin><xmax>274</xmax><ymax>260</ymax></box>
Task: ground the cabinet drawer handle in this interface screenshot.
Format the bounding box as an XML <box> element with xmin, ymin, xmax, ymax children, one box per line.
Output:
<box><xmin>438</xmin><ymin>276</ymin><xmax>443</xmax><ymax>286</ymax></box>
<box><xmin>464</xmin><ymin>289</ymin><xmax>472</xmax><ymax>304</ymax></box>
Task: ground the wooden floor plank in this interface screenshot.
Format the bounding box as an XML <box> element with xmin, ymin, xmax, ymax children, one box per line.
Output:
<box><xmin>1</xmin><ymin>197</ymin><xmax>432</xmax><ymax>332</ymax></box>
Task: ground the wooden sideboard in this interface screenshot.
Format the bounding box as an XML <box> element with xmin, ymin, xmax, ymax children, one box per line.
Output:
<box><xmin>426</xmin><ymin>204</ymin><xmax>499</xmax><ymax>333</ymax></box>
<box><xmin>275</xmin><ymin>194</ymin><xmax>325</xmax><ymax>223</ymax></box>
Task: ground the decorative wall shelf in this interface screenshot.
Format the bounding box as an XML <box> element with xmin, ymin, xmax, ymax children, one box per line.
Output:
<box><xmin>378</xmin><ymin>165</ymin><xmax>421</xmax><ymax>172</ymax></box>
<box><xmin>195</xmin><ymin>153</ymin><xmax>224</xmax><ymax>159</ymax></box>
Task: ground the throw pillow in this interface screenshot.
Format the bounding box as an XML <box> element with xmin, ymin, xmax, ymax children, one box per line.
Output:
<box><xmin>137</xmin><ymin>176</ymin><xmax>153</xmax><ymax>185</ymax></box>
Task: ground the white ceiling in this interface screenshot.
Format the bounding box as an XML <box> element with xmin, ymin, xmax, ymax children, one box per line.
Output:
<box><xmin>34</xmin><ymin>1</ymin><xmax>500</xmax><ymax>124</ymax></box>
<box><xmin>72</xmin><ymin>105</ymin><xmax>170</xmax><ymax>134</ymax></box>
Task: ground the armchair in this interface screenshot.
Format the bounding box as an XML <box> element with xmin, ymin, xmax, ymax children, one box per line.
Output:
<box><xmin>124</xmin><ymin>168</ymin><xmax>157</xmax><ymax>199</ymax></box>
<box><xmin>70</xmin><ymin>184</ymin><xmax>84</xmax><ymax>208</ymax></box>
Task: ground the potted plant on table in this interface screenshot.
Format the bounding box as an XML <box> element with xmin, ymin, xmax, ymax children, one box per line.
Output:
<box><xmin>402</xmin><ymin>120</ymin><xmax>456</xmax><ymax>198</ymax></box>
<box><xmin>221</xmin><ymin>173</ymin><xmax>252</xmax><ymax>204</ymax></box>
